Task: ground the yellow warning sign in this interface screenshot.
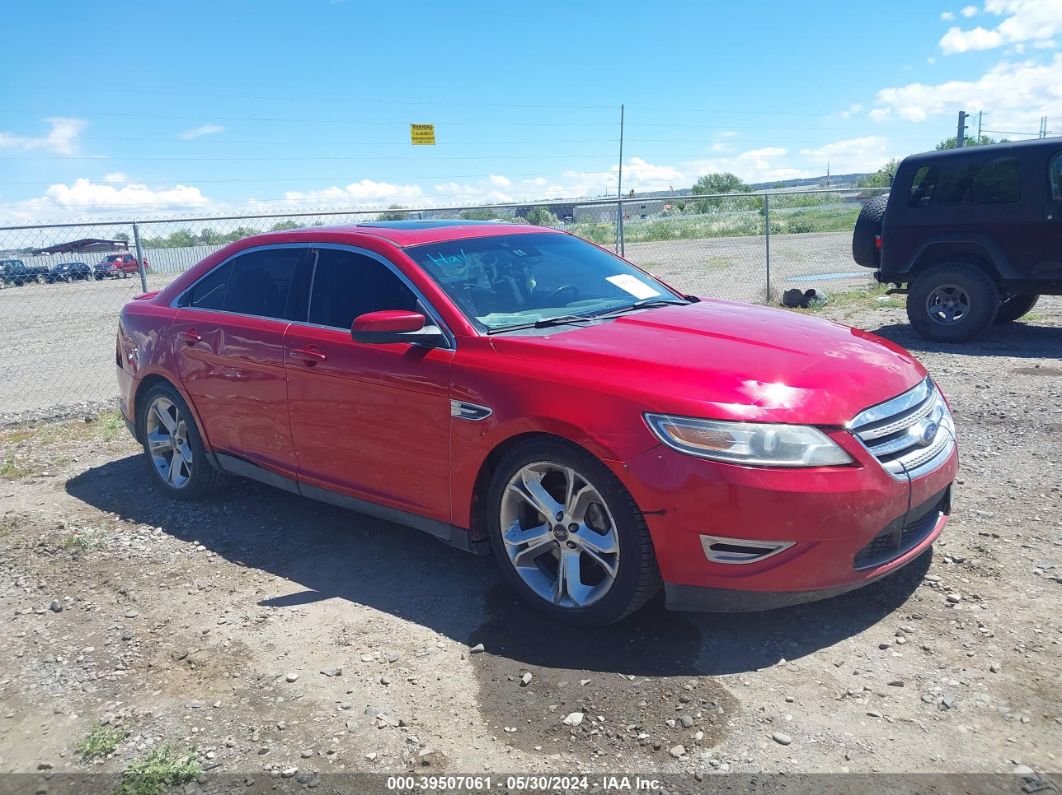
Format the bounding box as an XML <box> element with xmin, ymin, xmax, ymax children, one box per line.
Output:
<box><xmin>410</xmin><ymin>123</ymin><xmax>435</xmax><ymax>145</ymax></box>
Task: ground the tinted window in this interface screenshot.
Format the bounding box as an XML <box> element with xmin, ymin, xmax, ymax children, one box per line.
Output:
<box><xmin>908</xmin><ymin>156</ymin><xmax>1020</xmax><ymax>207</ymax></box>
<box><xmin>308</xmin><ymin>248</ymin><xmax>419</xmax><ymax>329</ymax></box>
<box><xmin>186</xmin><ymin>260</ymin><xmax>233</xmax><ymax>310</ymax></box>
<box><xmin>1050</xmin><ymin>152</ymin><xmax>1062</xmax><ymax>200</ymax></box>
<box><xmin>224</xmin><ymin>248</ymin><xmax>306</xmax><ymax>319</ymax></box>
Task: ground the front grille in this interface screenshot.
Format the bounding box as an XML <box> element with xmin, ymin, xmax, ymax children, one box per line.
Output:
<box><xmin>854</xmin><ymin>487</ymin><xmax>951</xmax><ymax>569</ymax></box>
<box><xmin>849</xmin><ymin>378</ymin><xmax>956</xmax><ymax>480</ymax></box>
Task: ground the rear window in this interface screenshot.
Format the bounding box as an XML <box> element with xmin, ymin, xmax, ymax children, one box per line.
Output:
<box><xmin>908</xmin><ymin>156</ymin><xmax>1020</xmax><ymax>207</ymax></box>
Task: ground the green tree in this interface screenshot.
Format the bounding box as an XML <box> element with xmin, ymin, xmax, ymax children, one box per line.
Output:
<box><xmin>525</xmin><ymin>206</ymin><xmax>559</xmax><ymax>226</ymax></box>
<box><xmin>270</xmin><ymin>220</ymin><xmax>300</xmax><ymax>231</ymax></box>
<box><xmin>935</xmin><ymin>134</ymin><xmax>1001</xmax><ymax>150</ymax></box>
<box><xmin>377</xmin><ymin>205</ymin><xmax>409</xmax><ymax>221</ymax></box>
<box><xmin>458</xmin><ymin>208</ymin><xmax>500</xmax><ymax>221</ymax></box>
<box><xmin>857</xmin><ymin>158</ymin><xmax>902</xmax><ymax>188</ymax></box>
<box><xmin>692</xmin><ymin>172</ymin><xmax>750</xmax><ymax>195</ymax></box>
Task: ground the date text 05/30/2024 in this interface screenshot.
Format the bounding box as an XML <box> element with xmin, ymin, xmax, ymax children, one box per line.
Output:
<box><xmin>386</xmin><ymin>775</ymin><xmax>663</xmax><ymax>791</ymax></box>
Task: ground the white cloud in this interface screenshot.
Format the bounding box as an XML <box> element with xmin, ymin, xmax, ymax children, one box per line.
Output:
<box><xmin>178</xmin><ymin>123</ymin><xmax>225</xmax><ymax>140</ymax></box>
<box><xmin>840</xmin><ymin>103</ymin><xmax>864</xmax><ymax>119</ymax></box>
<box><xmin>0</xmin><ymin>118</ymin><xmax>87</xmax><ymax>155</ymax></box>
<box><xmin>488</xmin><ymin>174</ymin><xmax>511</xmax><ymax>187</ymax></box>
<box><xmin>961</xmin><ymin>4</ymin><xmax>978</xmax><ymax>17</ymax></box>
<box><xmin>870</xmin><ymin>52</ymin><xmax>1062</xmax><ymax>129</ymax></box>
<box><xmin>942</xmin><ymin>10</ymin><xmax>956</xmax><ymax>20</ymax></box>
<box><xmin>686</xmin><ymin>148</ymin><xmax>811</xmax><ymax>183</ymax></box>
<box><xmin>616</xmin><ymin>156</ymin><xmax>683</xmax><ymax>183</ymax></box>
<box><xmin>103</xmin><ymin>172</ymin><xmax>129</xmax><ymax>183</ymax></box>
<box><xmin>799</xmin><ymin>136</ymin><xmax>891</xmax><ymax>173</ymax></box>
<box><xmin>939</xmin><ymin>0</ymin><xmax>1062</xmax><ymax>54</ymax></box>
<box><xmin>284</xmin><ymin>179</ymin><xmax>424</xmax><ymax>205</ymax></box>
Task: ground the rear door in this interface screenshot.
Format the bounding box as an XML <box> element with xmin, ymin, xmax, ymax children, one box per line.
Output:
<box><xmin>285</xmin><ymin>245</ymin><xmax>454</xmax><ymax>522</ymax></box>
<box><xmin>172</xmin><ymin>244</ymin><xmax>311</xmax><ymax>477</ymax></box>
<box><xmin>1037</xmin><ymin>148</ymin><xmax>1062</xmax><ymax>279</ymax></box>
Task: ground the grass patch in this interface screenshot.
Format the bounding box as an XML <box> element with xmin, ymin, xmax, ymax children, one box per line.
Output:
<box><xmin>790</xmin><ymin>284</ymin><xmax>904</xmax><ymax>318</ymax></box>
<box><xmin>0</xmin><ymin>449</ymin><xmax>32</xmax><ymax>479</ymax></box>
<box><xmin>61</xmin><ymin>533</ymin><xmax>96</xmax><ymax>554</ymax></box>
<box><xmin>77</xmin><ymin>722</ymin><xmax>126</xmax><ymax>761</ymax></box>
<box><xmin>115</xmin><ymin>745</ymin><xmax>199</xmax><ymax>795</ymax></box>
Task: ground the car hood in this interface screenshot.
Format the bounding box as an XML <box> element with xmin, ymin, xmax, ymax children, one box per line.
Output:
<box><xmin>487</xmin><ymin>299</ymin><xmax>927</xmax><ymax>426</ymax></box>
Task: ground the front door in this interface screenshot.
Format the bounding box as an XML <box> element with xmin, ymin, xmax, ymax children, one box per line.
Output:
<box><xmin>285</xmin><ymin>246</ymin><xmax>454</xmax><ymax>523</ymax></box>
<box><xmin>172</xmin><ymin>245</ymin><xmax>310</xmax><ymax>476</ymax></box>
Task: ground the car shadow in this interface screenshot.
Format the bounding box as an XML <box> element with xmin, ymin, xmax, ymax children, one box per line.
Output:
<box><xmin>869</xmin><ymin>319</ymin><xmax>1062</xmax><ymax>360</ymax></box>
<box><xmin>67</xmin><ymin>455</ymin><xmax>929</xmax><ymax>678</ymax></box>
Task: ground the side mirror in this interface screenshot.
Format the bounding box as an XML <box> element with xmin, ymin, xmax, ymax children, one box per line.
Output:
<box><xmin>351</xmin><ymin>310</ymin><xmax>445</xmax><ymax>346</ymax></box>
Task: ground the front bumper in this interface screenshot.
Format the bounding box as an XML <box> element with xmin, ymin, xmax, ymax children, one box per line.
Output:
<box><xmin>610</xmin><ymin>427</ymin><xmax>958</xmax><ymax>613</ymax></box>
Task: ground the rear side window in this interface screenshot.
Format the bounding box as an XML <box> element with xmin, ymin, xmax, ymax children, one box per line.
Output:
<box><xmin>185</xmin><ymin>260</ymin><xmax>233</xmax><ymax>310</ymax></box>
<box><xmin>908</xmin><ymin>156</ymin><xmax>1020</xmax><ymax>207</ymax></box>
<box><xmin>307</xmin><ymin>248</ymin><xmax>419</xmax><ymax>329</ymax></box>
<box><xmin>224</xmin><ymin>248</ymin><xmax>306</xmax><ymax>320</ymax></box>
<box><xmin>1050</xmin><ymin>152</ymin><xmax>1062</xmax><ymax>200</ymax></box>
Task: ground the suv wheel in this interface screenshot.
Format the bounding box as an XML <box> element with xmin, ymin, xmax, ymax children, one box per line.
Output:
<box><xmin>907</xmin><ymin>263</ymin><xmax>999</xmax><ymax>342</ymax></box>
<box><xmin>995</xmin><ymin>293</ymin><xmax>1039</xmax><ymax>324</ymax></box>
<box><xmin>487</xmin><ymin>439</ymin><xmax>661</xmax><ymax>626</ymax></box>
<box><xmin>139</xmin><ymin>383</ymin><xmax>228</xmax><ymax>500</ymax></box>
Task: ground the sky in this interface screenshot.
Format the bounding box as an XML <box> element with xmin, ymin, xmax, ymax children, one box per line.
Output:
<box><xmin>1</xmin><ymin>0</ymin><xmax>1060</xmax><ymax>223</ymax></box>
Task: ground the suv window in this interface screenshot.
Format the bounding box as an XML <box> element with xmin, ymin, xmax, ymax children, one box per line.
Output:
<box><xmin>1050</xmin><ymin>151</ymin><xmax>1062</xmax><ymax>200</ymax></box>
<box><xmin>308</xmin><ymin>248</ymin><xmax>419</xmax><ymax>330</ymax></box>
<box><xmin>908</xmin><ymin>156</ymin><xmax>1020</xmax><ymax>207</ymax></box>
<box><xmin>223</xmin><ymin>248</ymin><xmax>306</xmax><ymax>320</ymax></box>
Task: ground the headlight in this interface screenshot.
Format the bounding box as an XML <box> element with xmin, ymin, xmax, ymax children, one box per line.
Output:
<box><xmin>644</xmin><ymin>413</ymin><xmax>853</xmax><ymax>468</ymax></box>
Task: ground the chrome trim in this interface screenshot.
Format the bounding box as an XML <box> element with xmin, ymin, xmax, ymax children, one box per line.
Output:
<box><xmin>449</xmin><ymin>400</ymin><xmax>493</xmax><ymax>421</ymax></box>
<box><xmin>699</xmin><ymin>535</ymin><xmax>794</xmax><ymax>565</ymax></box>
<box><xmin>850</xmin><ymin>378</ymin><xmax>956</xmax><ymax>481</ymax></box>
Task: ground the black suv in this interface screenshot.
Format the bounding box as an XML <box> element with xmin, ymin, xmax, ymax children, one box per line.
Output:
<box><xmin>853</xmin><ymin>138</ymin><xmax>1062</xmax><ymax>341</ymax></box>
<box><xmin>0</xmin><ymin>258</ymin><xmax>51</xmax><ymax>288</ymax></box>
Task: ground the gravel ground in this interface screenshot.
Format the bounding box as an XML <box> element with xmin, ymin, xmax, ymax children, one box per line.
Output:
<box><xmin>0</xmin><ymin>295</ymin><xmax>1059</xmax><ymax>794</ymax></box>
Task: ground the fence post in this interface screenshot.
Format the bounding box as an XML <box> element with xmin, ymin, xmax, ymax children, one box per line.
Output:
<box><xmin>615</xmin><ymin>200</ymin><xmax>625</xmax><ymax>256</ymax></box>
<box><xmin>133</xmin><ymin>222</ymin><xmax>148</xmax><ymax>293</ymax></box>
<box><xmin>763</xmin><ymin>193</ymin><xmax>771</xmax><ymax>303</ymax></box>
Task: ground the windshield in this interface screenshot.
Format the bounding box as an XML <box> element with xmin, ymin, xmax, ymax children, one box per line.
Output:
<box><xmin>406</xmin><ymin>233</ymin><xmax>680</xmax><ymax>331</ymax></box>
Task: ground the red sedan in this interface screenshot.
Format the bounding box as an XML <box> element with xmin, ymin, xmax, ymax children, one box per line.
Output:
<box><xmin>116</xmin><ymin>221</ymin><xmax>957</xmax><ymax>626</ymax></box>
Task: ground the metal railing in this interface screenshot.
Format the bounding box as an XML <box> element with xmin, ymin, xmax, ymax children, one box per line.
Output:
<box><xmin>0</xmin><ymin>187</ymin><xmax>886</xmax><ymax>423</ymax></box>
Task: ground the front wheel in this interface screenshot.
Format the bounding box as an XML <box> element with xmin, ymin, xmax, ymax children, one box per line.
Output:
<box><xmin>487</xmin><ymin>439</ymin><xmax>661</xmax><ymax>626</ymax></box>
<box><xmin>907</xmin><ymin>263</ymin><xmax>999</xmax><ymax>342</ymax></box>
<box><xmin>995</xmin><ymin>293</ymin><xmax>1039</xmax><ymax>323</ymax></box>
<box><xmin>139</xmin><ymin>383</ymin><xmax>228</xmax><ymax>500</ymax></box>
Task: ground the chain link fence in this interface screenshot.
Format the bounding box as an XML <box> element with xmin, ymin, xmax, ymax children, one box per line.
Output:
<box><xmin>0</xmin><ymin>188</ymin><xmax>886</xmax><ymax>424</ymax></box>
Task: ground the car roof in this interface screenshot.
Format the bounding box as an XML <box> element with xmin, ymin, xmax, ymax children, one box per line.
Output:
<box><xmin>248</xmin><ymin>220</ymin><xmax>562</xmax><ymax>248</ymax></box>
<box><xmin>905</xmin><ymin>136</ymin><xmax>1062</xmax><ymax>165</ymax></box>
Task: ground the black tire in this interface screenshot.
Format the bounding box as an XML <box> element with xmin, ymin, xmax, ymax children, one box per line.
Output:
<box><xmin>907</xmin><ymin>262</ymin><xmax>999</xmax><ymax>342</ymax></box>
<box><xmin>852</xmin><ymin>194</ymin><xmax>888</xmax><ymax>268</ymax></box>
<box><xmin>65</xmin><ymin>274</ymin><xmax>74</xmax><ymax>284</ymax></box>
<box><xmin>486</xmin><ymin>438</ymin><xmax>661</xmax><ymax>626</ymax></box>
<box><xmin>995</xmin><ymin>293</ymin><xmax>1039</xmax><ymax>323</ymax></box>
<box><xmin>137</xmin><ymin>382</ymin><xmax>228</xmax><ymax>500</ymax></box>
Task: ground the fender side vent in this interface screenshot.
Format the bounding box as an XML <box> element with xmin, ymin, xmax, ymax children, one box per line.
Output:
<box><xmin>700</xmin><ymin>536</ymin><xmax>794</xmax><ymax>565</ymax></box>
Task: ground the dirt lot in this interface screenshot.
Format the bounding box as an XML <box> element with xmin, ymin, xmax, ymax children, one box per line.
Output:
<box><xmin>0</xmin><ymin>294</ymin><xmax>1060</xmax><ymax>793</ymax></box>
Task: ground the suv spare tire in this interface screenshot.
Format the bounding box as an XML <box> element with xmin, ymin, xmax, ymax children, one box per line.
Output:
<box><xmin>852</xmin><ymin>194</ymin><xmax>888</xmax><ymax>269</ymax></box>
<box><xmin>907</xmin><ymin>262</ymin><xmax>999</xmax><ymax>342</ymax></box>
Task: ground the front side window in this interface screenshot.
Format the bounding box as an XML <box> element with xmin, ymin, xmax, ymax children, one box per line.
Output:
<box><xmin>223</xmin><ymin>248</ymin><xmax>306</xmax><ymax>320</ymax></box>
<box><xmin>1049</xmin><ymin>151</ymin><xmax>1062</xmax><ymax>200</ymax></box>
<box><xmin>908</xmin><ymin>156</ymin><xmax>1020</xmax><ymax>207</ymax></box>
<box><xmin>406</xmin><ymin>233</ymin><xmax>681</xmax><ymax>331</ymax></box>
<box><xmin>308</xmin><ymin>248</ymin><xmax>419</xmax><ymax>329</ymax></box>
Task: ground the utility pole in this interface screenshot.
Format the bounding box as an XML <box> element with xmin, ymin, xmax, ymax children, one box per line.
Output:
<box><xmin>616</xmin><ymin>104</ymin><xmax>625</xmax><ymax>256</ymax></box>
<box><xmin>977</xmin><ymin>111</ymin><xmax>983</xmax><ymax>142</ymax></box>
<box><xmin>1040</xmin><ymin>116</ymin><xmax>1048</xmax><ymax>138</ymax></box>
<box><xmin>956</xmin><ymin>110</ymin><xmax>968</xmax><ymax>148</ymax></box>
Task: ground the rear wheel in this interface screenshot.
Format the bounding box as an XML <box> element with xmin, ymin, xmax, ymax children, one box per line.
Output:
<box><xmin>139</xmin><ymin>383</ymin><xmax>227</xmax><ymax>500</ymax></box>
<box><xmin>487</xmin><ymin>439</ymin><xmax>661</xmax><ymax>626</ymax></box>
<box><xmin>995</xmin><ymin>293</ymin><xmax>1039</xmax><ymax>323</ymax></box>
<box><xmin>907</xmin><ymin>262</ymin><xmax>999</xmax><ymax>342</ymax></box>
<box><xmin>64</xmin><ymin>274</ymin><xmax>74</xmax><ymax>284</ymax></box>
<box><xmin>36</xmin><ymin>273</ymin><xmax>46</xmax><ymax>285</ymax></box>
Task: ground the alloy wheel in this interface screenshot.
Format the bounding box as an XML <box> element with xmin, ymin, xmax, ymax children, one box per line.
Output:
<box><xmin>925</xmin><ymin>284</ymin><xmax>970</xmax><ymax>325</ymax></box>
<box><xmin>145</xmin><ymin>396</ymin><xmax>193</xmax><ymax>488</ymax></box>
<box><xmin>499</xmin><ymin>462</ymin><xmax>620</xmax><ymax>608</ymax></box>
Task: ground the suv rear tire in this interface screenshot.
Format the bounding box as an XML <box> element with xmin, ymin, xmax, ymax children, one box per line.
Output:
<box><xmin>907</xmin><ymin>263</ymin><xmax>999</xmax><ymax>342</ymax></box>
<box><xmin>852</xmin><ymin>195</ymin><xmax>888</xmax><ymax>269</ymax></box>
<box><xmin>995</xmin><ymin>293</ymin><xmax>1039</xmax><ymax>323</ymax></box>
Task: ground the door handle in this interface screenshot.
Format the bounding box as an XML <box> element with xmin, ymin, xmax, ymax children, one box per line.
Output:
<box><xmin>177</xmin><ymin>329</ymin><xmax>202</xmax><ymax>344</ymax></box>
<box><xmin>290</xmin><ymin>346</ymin><xmax>327</xmax><ymax>365</ymax></box>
